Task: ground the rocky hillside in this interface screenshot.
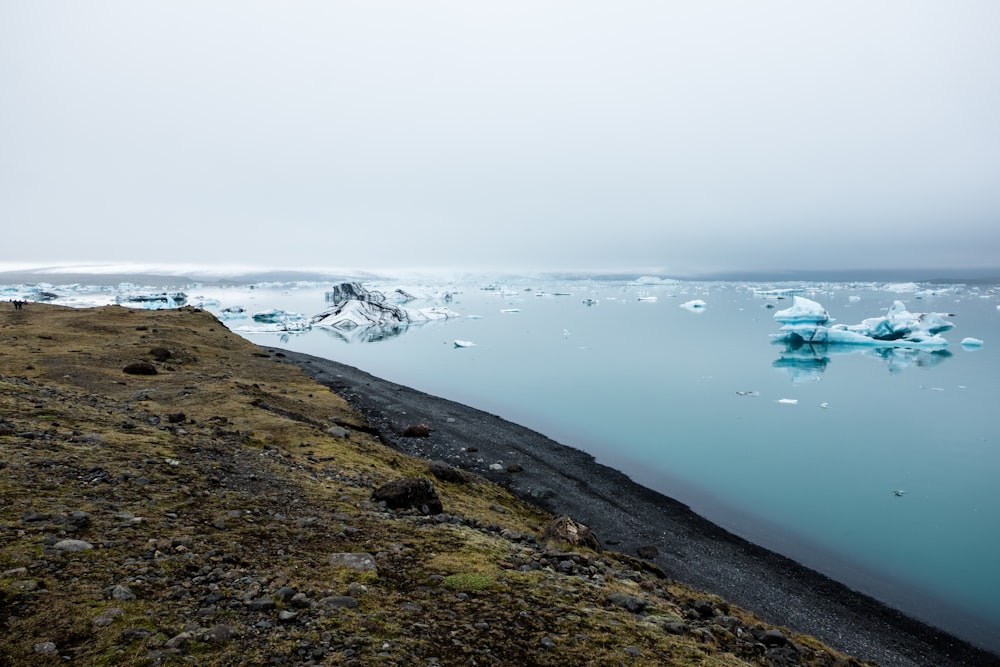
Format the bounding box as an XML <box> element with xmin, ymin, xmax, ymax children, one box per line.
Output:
<box><xmin>0</xmin><ymin>304</ymin><xmax>872</xmax><ymax>666</ymax></box>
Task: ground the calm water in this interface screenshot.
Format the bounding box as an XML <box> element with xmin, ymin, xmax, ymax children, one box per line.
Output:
<box><xmin>13</xmin><ymin>277</ymin><xmax>1000</xmax><ymax>648</ymax></box>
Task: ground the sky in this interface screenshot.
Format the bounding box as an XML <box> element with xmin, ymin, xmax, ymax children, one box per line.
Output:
<box><xmin>2</xmin><ymin>1</ymin><xmax>999</xmax><ymax>276</ymax></box>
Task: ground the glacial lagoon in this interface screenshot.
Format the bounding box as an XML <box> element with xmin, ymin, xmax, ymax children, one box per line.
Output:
<box><xmin>5</xmin><ymin>276</ymin><xmax>999</xmax><ymax>649</ymax></box>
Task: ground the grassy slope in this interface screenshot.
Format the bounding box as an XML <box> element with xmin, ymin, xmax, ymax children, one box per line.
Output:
<box><xmin>0</xmin><ymin>304</ymin><xmax>868</xmax><ymax>666</ymax></box>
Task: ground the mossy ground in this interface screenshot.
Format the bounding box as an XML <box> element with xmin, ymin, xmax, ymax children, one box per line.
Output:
<box><xmin>0</xmin><ymin>304</ymin><xmax>870</xmax><ymax>666</ymax></box>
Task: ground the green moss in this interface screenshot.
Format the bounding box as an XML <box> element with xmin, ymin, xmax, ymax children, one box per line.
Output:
<box><xmin>441</xmin><ymin>572</ymin><xmax>496</xmax><ymax>590</ymax></box>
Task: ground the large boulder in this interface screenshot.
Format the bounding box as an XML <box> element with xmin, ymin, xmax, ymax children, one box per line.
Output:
<box><xmin>541</xmin><ymin>515</ymin><xmax>602</xmax><ymax>552</ymax></box>
<box><xmin>371</xmin><ymin>477</ymin><xmax>443</xmax><ymax>514</ymax></box>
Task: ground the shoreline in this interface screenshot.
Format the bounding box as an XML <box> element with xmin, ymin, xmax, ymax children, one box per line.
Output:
<box><xmin>276</xmin><ymin>347</ymin><xmax>999</xmax><ymax>667</ymax></box>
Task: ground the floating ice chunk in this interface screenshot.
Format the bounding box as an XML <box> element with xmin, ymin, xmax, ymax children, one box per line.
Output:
<box><xmin>453</xmin><ymin>340</ymin><xmax>476</xmax><ymax>348</ymax></box>
<box><xmin>582</xmin><ymin>298</ymin><xmax>598</xmax><ymax>306</ymax></box>
<box><xmin>253</xmin><ymin>308</ymin><xmax>302</xmax><ymax>323</ymax></box>
<box><xmin>500</xmin><ymin>308</ymin><xmax>520</xmax><ymax>313</ymax></box>
<box><xmin>754</xmin><ymin>288</ymin><xmax>802</xmax><ymax>299</ymax></box>
<box><xmin>778</xmin><ymin>398</ymin><xmax>798</xmax><ymax>404</ymax></box>
<box><xmin>884</xmin><ymin>282</ymin><xmax>920</xmax><ymax>293</ymax></box>
<box><xmin>313</xmin><ymin>282</ymin><xmax>459</xmax><ymax>331</ymax></box>
<box><xmin>773</xmin><ymin>298</ymin><xmax>952</xmax><ymax>348</ymax></box>
<box><xmin>637</xmin><ymin>296</ymin><xmax>658</xmax><ymax>302</ymax></box>
<box><xmin>467</xmin><ymin>314</ymin><xmax>484</xmax><ymax>319</ymax></box>
<box><xmin>562</xmin><ymin>328</ymin><xmax>571</xmax><ymax>337</ymax></box>
<box><xmin>819</xmin><ymin>402</ymin><xmax>830</xmax><ymax>409</ymax></box>
<box><xmin>773</xmin><ymin>297</ymin><xmax>830</xmax><ymax>325</ymax></box>
<box><xmin>848</xmin><ymin>295</ymin><xmax>861</xmax><ymax>302</ymax></box>
<box><xmin>680</xmin><ymin>299</ymin><xmax>706</xmax><ymax>311</ymax></box>
<box><xmin>960</xmin><ymin>337</ymin><xmax>984</xmax><ymax>348</ymax></box>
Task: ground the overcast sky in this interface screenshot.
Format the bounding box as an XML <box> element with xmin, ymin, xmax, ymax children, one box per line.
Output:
<box><xmin>2</xmin><ymin>2</ymin><xmax>998</xmax><ymax>276</ymax></box>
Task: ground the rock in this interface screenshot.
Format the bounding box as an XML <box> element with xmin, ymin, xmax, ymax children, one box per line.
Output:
<box><xmin>248</xmin><ymin>597</ymin><xmax>276</xmax><ymax>611</ymax></box>
<box><xmin>326</xmin><ymin>426</ymin><xmax>349</xmax><ymax>438</ymax></box>
<box><xmin>33</xmin><ymin>641</ymin><xmax>57</xmax><ymax>655</ymax></box>
<box><xmin>319</xmin><ymin>595</ymin><xmax>359</xmax><ymax>609</ymax></box>
<box><xmin>278</xmin><ymin>610</ymin><xmax>298</xmax><ymax>622</ymax></box>
<box><xmin>164</xmin><ymin>631</ymin><xmax>192</xmax><ymax>650</ymax></box>
<box><xmin>428</xmin><ymin>460</ymin><xmax>469</xmax><ymax>484</ymax></box>
<box><xmin>53</xmin><ymin>539</ymin><xmax>93</xmax><ymax>552</ymax></box>
<box><xmin>92</xmin><ymin>607</ymin><xmax>124</xmax><ymax>628</ymax></box>
<box><xmin>202</xmin><ymin>624</ymin><xmax>239</xmax><ymax>643</ymax></box>
<box><xmin>637</xmin><ymin>545</ymin><xmax>659</xmax><ymax>559</ymax></box>
<box><xmin>328</xmin><ymin>552</ymin><xmax>377</xmax><ymax>571</ymax></box>
<box><xmin>506</xmin><ymin>463</ymin><xmax>523</xmax><ymax>473</ymax></box>
<box><xmin>402</xmin><ymin>423</ymin><xmax>431</xmax><ymax>438</ymax></box>
<box><xmin>166</xmin><ymin>412</ymin><xmax>186</xmax><ymax>424</ymax></box>
<box><xmin>759</xmin><ymin>629</ymin><xmax>788</xmax><ymax>647</ymax></box>
<box><xmin>122</xmin><ymin>361</ymin><xmax>158</xmax><ymax>376</ymax></box>
<box><xmin>540</xmin><ymin>516</ymin><xmax>602</xmax><ymax>552</ymax></box>
<box><xmin>371</xmin><ymin>477</ymin><xmax>443</xmax><ymax>514</ymax></box>
<box><xmin>607</xmin><ymin>593</ymin><xmax>648</xmax><ymax>614</ymax></box>
<box><xmin>274</xmin><ymin>585</ymin><xmax>297</xmax><ymax>601</ymax></box>
<box><xmin>539</xmin><ymin>636</ymin><xmax>556</xmax><ymax>649</ymax></box>
<box><xmin>20</xmin><ymin>510</ymin><xmax>51</xmax><ymax>523</ymax></box>
<box><xmin>693</xmin><ymin>599</ymin><xmax>717</xmax><ymax>618</ymax></box>
<box><xmin>106</xmin><ymin>584</ymin><xmax>137</xmax><ymax>601</ymax></box>
<box><xmin>149</xmin><ymin>347</ymin><xmax>172</xmax><ymax>362</ymax></box>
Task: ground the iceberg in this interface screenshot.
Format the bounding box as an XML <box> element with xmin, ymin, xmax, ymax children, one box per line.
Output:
<box><xmin>251</xmin><ymin>308</ymin><xmax>311</xmax><ymax>332</ymax></box>
<box><xmin>680</xmin><ymin>299</ymin><xmax>706</xmax><ymax>311</ymax></box>
<box><xmin>773</xmin><ymin>297</ymin><xmax>953</xmax><ymax>348</ymax></box>
<box><xmin>961</xmin><ymin>337</ymin><xmax>984</xmax><ymax>348</ymax></box>
<box><xmin>453</xmin><ymin>339</ymin><xmax>476</xmax><ymax>348</ymax></box>
<box><xmin>312</xmin><ymin>282</ymin><xmax>458</xmax><ymax>331</ymax></box>
<box><xmin>115</xmin><ymin>291</ymin><xmax>188</xmax><ymax>309</ymax></box>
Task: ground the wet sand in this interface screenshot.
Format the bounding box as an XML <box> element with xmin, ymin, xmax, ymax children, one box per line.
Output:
<box><xmin>278</xmin><ymin>348</ymin><xmax>998</xmax><ymax>667</ymax></box>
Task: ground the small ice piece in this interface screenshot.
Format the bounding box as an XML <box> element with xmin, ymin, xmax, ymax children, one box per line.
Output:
<box><xmin>582</xmin><ymin>298</ymin><xmax>598</xmax><ymax>306</ymax></box>
<box><xmin>818</xmin><ymin>402</ymin><xmax>830</xmax><ymax>409</ymax></box>
<box><xmin>735</xmin><ymin>391</ymin><xmax>759</xmax><ymax>397</ymax></box>
<box><xmin>467</xmin><ymin>314</ymin><xmax>484</xmax><ymax>319</ymax></box>
<box><xmin>778</xmin><ymin>398</ymin><xmax>798</xmax><ymax>404</ymax></box>
<box><xmin>893</xmin><ymin>489</ymin><xmax>907</xmax><ymax>497</ymax></box>
<box><xmin>680</xmin><ymin>299</ymin><xmax>706</xmax><ymax>311</ymax></box>
<box><xmin>500</xmin><ymin>308</ymin><xmax>520</xmax><ymax>313</ymax></box>
<box><xmin>562</xmin><ymin>328</ymin><xmax>571</xmax><ymax>337</ymax></box>
<box><xmin>637</xmin><ymin>295</ymin><xmax>658</xmax><ymax>302</ymax></box>
<box><xmin>453</xmin><ymin>340</ymin><xmax>476</xmax><ymax>348</ymax></box>
<box><xmin>848</xmin><ymin>295</ymin><xmax>861</xmax><ymax>302</ymax></box>
<box><xmin>960</xmin><ymin>337</ymin><xmax>984</xmax><ymax>348</ymax></box>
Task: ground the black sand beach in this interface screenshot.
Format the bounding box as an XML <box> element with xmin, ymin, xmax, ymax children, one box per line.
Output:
<box><xmin>277</xmin><ymin>349</ymin><xmax>999</xmax><ymax>667</ymax></box>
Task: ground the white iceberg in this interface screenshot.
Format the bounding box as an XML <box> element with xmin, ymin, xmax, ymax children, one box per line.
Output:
<box><xmin>453</xmin><ymin>339</ymin><xmax>476</xmax><ymax>348</ymax></box>
<box><xmin>960</xmin><ymin>337</ymin><xmax>984</xmax><ymax>348</ymax></box>
<box><xmin>312</xmin><ymin>282</ymin><xmax>459</xmax><ymax>331</ymax></box>
<box><xmin>773</xmin><ymin>297</ymin><xmax>952</xmax><ymax>348</ymax></box>
<box><xmin>251</xmin><ymin>308</ymin><xmax>311</xmax><ymax>332</ymax></box>
<box><xmin>680</xmin><ymin>299</ymin><xmax>706</xmax><ymax>311</ymax></box>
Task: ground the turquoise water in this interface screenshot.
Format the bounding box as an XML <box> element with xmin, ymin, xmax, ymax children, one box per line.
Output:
<box><xmin>208</xmin><ymin>279</ymin><xmax>999</xmax><ymax>648</ymax></box>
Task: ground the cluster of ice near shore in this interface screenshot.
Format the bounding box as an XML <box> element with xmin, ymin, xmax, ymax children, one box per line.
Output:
<box><xmin>773</xmin><ymin>297</ymin><xmax>954</xmax><ymax>348</ymax></box>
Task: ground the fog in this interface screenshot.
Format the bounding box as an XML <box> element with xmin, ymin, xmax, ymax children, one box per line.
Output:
<box><xmin>2</xmin><ymin>2</ymin><xmax>998</xmax><ymax>276</ymax></box>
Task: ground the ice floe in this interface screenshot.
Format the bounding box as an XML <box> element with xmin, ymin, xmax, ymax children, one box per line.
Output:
<box><xmin>680</xmin><ymin>299</ymin><xmax>706</xmax><ymax>311</ymax></box>
<box><xmin>311</xmin><ymin>282</ymin><xmax>459</xmax><ymax>331</ymax></box>
<box><xmin>453</xmin><ymin>340</ymin><xmax>476</xmax><ymax>348</ymax></box>
<box><xmin>961</xmin><ymin>337</ymin><xmax>984</xmax><ymax>348</ymax></box>
<box><xmin>773</xmin><ymin>297</ymin><xmax>953</xmax><ymax>348</ymax></box>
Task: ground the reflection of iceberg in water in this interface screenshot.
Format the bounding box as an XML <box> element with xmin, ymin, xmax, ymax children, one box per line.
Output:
<box><xmin>316</xmin><ymin>322</ymin><xmax>411</xmax><ymax>344</ymax></box>
<box><xmin>772</xmin><ymin>342</ymin><xmax>830</xmax><ymax>383</ymax></box>
<box><xmin>773</xmin><ymin>337</ymin><xmax>952</xmax><ymax>382</ymax></box>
